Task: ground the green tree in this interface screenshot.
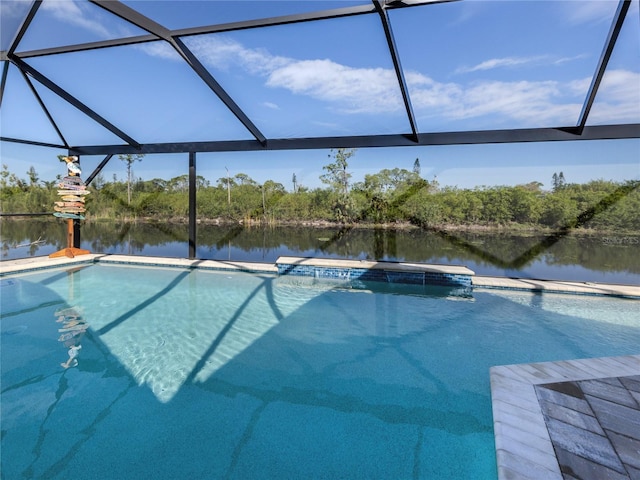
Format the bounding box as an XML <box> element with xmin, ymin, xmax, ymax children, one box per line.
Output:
<box><xmin>541</xmin><ymin>193</ymin><xmax>578</xmax><ymax>228</ymax></box>
<box><xmin>413</xmin><ymin>158</ymin><xmax>421</xmax><ymax>176</ymax></box>
<box><xmin>321</xmin><ymin>148</ymin><xmax>355</xmax><ymax>196</ymax></box>
<box><xmin>26</xmin><ymin>166</ymin><xmax>39</xmax><ymax>187</ymax></box>
<box><xmin>320</xmin><ymin>148</ymin><xmax>357</xmax><ymax>222</ymax></box>
<box><xmin>510</xmin><ymin>186</ymin><xmax>542</xmax><ymax>224</ymax></box>
<box><xmin>234</xmin><ymin>173</ymin><xmax>256</xmax><ymax>186</ymax></box>
<box><xmin>480</xmin><ymin>187</ymin><xmax>512</xmax><ymax>224</ymax></box>
<box><xmin>262</xmin><ymin>180</ymin><xmax>286</xmax><ymax>218</ymax></box>
<box><xmin>552</xmin><ymin>172</ymin><xmax>566</xmax><ymax>192</ymax></box>
<box><xmin>1</xmin><ymin>164</ymin><xmax>10</xmax><ymax>189</ymax></box>
<box><xmin>90</xmin><ymin>173</ymin><xmax>106</xmax><ymax>190</ymax></box>
<box><xmin>216</xmin><ymin>176</ymin><xmax>237</xmax><ymax>189</ymax></box>
<box><xmin>119</xmin><ymin>153</ymin><xmax>145</xmax><ymax>205</ymax></box>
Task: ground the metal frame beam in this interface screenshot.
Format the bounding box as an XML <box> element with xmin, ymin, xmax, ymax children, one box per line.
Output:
<box><xmin>51</xmin><ymin>124</ymin><xmax>640</xmax><ymax>157</ymax></box>
<box><xmin>577</xmin><ymin>0</ymin><xmax>631</xmax><ymax>132</ymax></box>
<box><xmin>9</xmin><ymin>4</ymin><xmax>375</xmax><ymax>61</ymax></box>
<box><xmin>0</xmin><ymin>61</ymin><xmax>8</xmax><ymax>107</ymax></box>
<box><xmin>374</xmin><ymin>0</ymin><xmax>419</xmax><ymax>142</ymax></box>
<box><xmin>5</xmin><ymin>35</ymin><xmax>159</xmax><ymax>60</ymax></box>
<box><xmin>6</xmin><ymin>0</ymin><xmax>41</xmax><ymax>57</ymax></box>
<box><xmin>91</xmin><ymin>0</ymin><xmax>267</xmax><ymax>144</ymax></box>
<box><xmin>0</xmin><ymin>136</ymin><xmax>66</xmax><ymax>149</ymax></box>
<box><xmin>9</xmin><ymin>56</ymin><xmax>141</xmax><ymax>148</ymax></box>
<box><xmin>20</xmin><ymin>69</ymin><xmax>69</xmax><ymax>148</ymax></box>
<box><xmin>7</xmin><ymin>1</ymin><xmax>451</xmax><ymax>59</ymax></box>
<box><xmin>85</xmin><ymin>154</ymin><xmax>114</xmax><ymax>186</ymax></box>
<box><xmin>90</xmin><ymin>0</ymin><xmax>172</xmax><ymax>40</ymax></box>
<box><xmin>188</xmin><ymin>152</ymin><xmax>197</xmax><ymax>259</ymax></box>
<box><xmin>172</xmin><ymin>37</ymin><xmax>267</xmax><ymax>145</ymax></box>
<box><xmin>1</xmin><ymin>0</ymin><xmax>637</xmax><ymax>162</ymax></box>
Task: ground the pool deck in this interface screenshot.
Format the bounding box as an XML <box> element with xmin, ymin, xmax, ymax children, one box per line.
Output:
<box><xmin>1</xmin><ymin>254</ymin><xmax>639</xmax><ymax>479</ymax></box>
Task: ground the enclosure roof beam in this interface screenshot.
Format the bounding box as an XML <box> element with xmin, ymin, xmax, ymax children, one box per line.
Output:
<box><xmin>576</xmin><ymin>0</ymin><xmax>630</xmax><ymax>133</ymax></box>
<box><xmin>9</xmin><ymin>0</ymin><xmax>451</xmax><ymax>59</ymax></box>
<box><xmin>20</xmin><ymin>69</ymin><xmax>69</xmax><ymax>148</ymax></box>
<box><xmin>91</xmin><ymin>0</ymin><xmax>267</xmax><ymax>145</ymax></box>
<box><xmin>9</xmin><ymin>56</ymin><xmax>141</xmax><ymax>149</ymax></box>
<box><xmin>5</xmin><ymin>0</ymin><xmax>42</xmax><ymax>57</ymax></box>
<box><xmin>63</xmin><ymin>124</ymin><xmax>640</xmax><ymax>156</ymax></box>
<box><xmin>84</xmin><ymin>154</ymin><xmax>114</xmax><ymax>187</ymax></box>
<box><xmin>0</xmin><ymin>136</ymin><xmax>66</xmax><ymax>149</ymax></box>
<box><xmin>374</xmin><ymin>0</ymin><xmax>419</xmax><ymax>143</ymax></box>
<box><xmin>9</xmin><ymin>35</ymin><xmax>159</xmax><ymax>60</ymax></box>
<box><xmin>0</xmin><ymin>61</ymin><xmax>8</xmax><ymax>107</ymax></box>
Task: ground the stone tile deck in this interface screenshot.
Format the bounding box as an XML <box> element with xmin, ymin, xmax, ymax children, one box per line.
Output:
<box><xmin>491</xmin><ymin>355</ymin><xmax>640</xmax><ymax>480</ymax></box>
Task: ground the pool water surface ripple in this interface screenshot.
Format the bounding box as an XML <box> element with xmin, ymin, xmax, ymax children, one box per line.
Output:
<box><xmin>1</xmin><ymin>264</ymin><xmax>639</xmax><ymax>479</ymax></box>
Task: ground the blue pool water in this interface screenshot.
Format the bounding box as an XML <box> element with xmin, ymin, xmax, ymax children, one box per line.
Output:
<box><xmin>1</xmin><ymin>264</ymin><xmax>639</xmax><ymax>479</ymax></box>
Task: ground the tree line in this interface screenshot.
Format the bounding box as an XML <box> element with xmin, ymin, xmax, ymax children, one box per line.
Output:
<box><xmin>1</xmin><ymin>149</ymin><xmax>638</xmax><ymax>232</ymax></box>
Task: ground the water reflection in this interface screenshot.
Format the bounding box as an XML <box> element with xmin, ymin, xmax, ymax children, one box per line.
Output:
<box><xmin>1</xmin><ymin>219</ymin><xmax>639</xmax><ymax>284</ymax></box>
<box><xmin>56</xmin><ymin>306</ymin><xmax>87</xmax><ymax>369</ymax></box>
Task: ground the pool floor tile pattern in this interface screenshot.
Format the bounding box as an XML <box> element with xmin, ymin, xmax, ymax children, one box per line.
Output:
<box><xmin>491</xmin><ymin>355</ymin><xmax>640</xmax><ymax>480</ymax></box>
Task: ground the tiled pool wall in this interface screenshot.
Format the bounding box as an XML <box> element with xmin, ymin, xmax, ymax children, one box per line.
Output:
<box><xmin>275</xmin><ymin>263</ymin><xmax>473</xmax><ymax>287</ymax></box>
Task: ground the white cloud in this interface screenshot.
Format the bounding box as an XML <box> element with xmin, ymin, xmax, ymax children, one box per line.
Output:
<box><xmin>457</xmin><ymin>56</ymin><xmax>547</xmax><ymax>73</ymax></box>
<box><xmin>146</xmin><ymin>34</ymin><xmax>637</xmax><ymax>126</ymax></box>
<box><xmin>0</xmin><ymin>0</ymin><xmax>30</xmax><ymax>18</ymax></box>
<box><xmin>457</xmin><ymin>54</ymin><xmax>589</xmax><ymax>74</ymax></box>
<box><xmin>587</xmin><ymin>69</ymin><xmax>640</xmax><ymax>123</ymax></box>
<box><xmin>136</xmin><ymin>41</ymin><xmax>181</xmax><ymax>61</ymax></box>
<box><xmin>410</xmin><ymin>69</ymin><xmax>640</xmax><ymax>125</ymax></box>
<box><xmin>405</xmin><ymin>72</ymin><xmax>462</xmax><ymax>111</ymax></box>
<box><xmin>187</xmin><ymin>36</ymin><xmax>289</xmax><ymax>75</ymax></box>
<box><xmin>186</xmin><ymin>36</ymin><xmax>403</xmax><ymax>114</ymax></box>
<box><xmin>560</xmin><ymin>0</ymin><xmax>618</xmax><ymax>26</ymax></box>
<box><xmin>553</xmin><ymin>54</ymin><xmax>589</xmax><ymax>65</ymax></box>
<box><xmin>408</xmin><ymin>75</ymin><xmax>576</xmax><ymax>124</ymax></box>
<box><xmin>263</xmin><ymin>101</ymin><xmax>280</xmax><ymax>110</ymax></box>
<box><xmin>266</xmin><ymin>59</ymin><xmax>402</xmax><ymax>114</ymax></box>
<box><xmin>41</xmin><ymin>0</ymin><xmax>111</xmax><ymax>38</ymax></box>
<box><xmin>454</xmin><ymin>80</ymin><xmax>581</xmax><ymax>124</ymax></box>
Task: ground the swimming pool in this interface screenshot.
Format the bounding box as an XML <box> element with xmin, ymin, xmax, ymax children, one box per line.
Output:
<box><xmin>2</xmin><ymin>264</ymin><xmax>639</xmax><ymax>479</ymax></box>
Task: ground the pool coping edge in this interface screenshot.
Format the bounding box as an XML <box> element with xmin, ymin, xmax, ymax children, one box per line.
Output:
<box><xmin>1</xmin><ymin>254</ymin><xmax>639</xmax><ymax>298</ymax></box>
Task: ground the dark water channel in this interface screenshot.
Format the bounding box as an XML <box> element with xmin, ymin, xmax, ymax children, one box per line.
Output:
<box><xmin>2</xmin><ymin>219</ymin><xmax>639</xmax><ymax>285</ymax></box>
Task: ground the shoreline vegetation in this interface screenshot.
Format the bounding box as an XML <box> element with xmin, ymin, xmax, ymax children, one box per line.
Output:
<box><xmin>3</xmin><ymin>216</ymin><xmax>639</xmax><ymax>239</ymax></box>
<box><xmin>92</xmin><ymin>217</ymin><xmax>639</xmax><ymax>237</ymax></box>
<box><xmin>2</xmin><ymin>149</ymin><xmax>639</xmax><ymax>236</ymax></box>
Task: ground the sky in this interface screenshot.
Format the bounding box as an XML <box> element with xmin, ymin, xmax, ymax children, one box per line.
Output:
<box><xmin>1</xmin><ymin>0</ymin><xmax>639</xmax><ymax>191</ymax></box>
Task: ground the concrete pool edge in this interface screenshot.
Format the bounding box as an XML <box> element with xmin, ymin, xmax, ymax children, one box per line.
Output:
<box><xmin>0</xmin><ymin>254</ymin><xmax>279</xmax><ymax>276</ymax></box>
<box><xmin>1</xmin><ymin>254</ymin><xmax>639</xmax><ymax>298</ymax></box>
<box><xmin>472</xmin><ymin>276</ymin><xmax>640</xmax><ymax>299</ymax></box>
<box><xmin>490</xmin><ymin>354</ymin><xmax>640</xmax><ymax>480</ymax></box>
